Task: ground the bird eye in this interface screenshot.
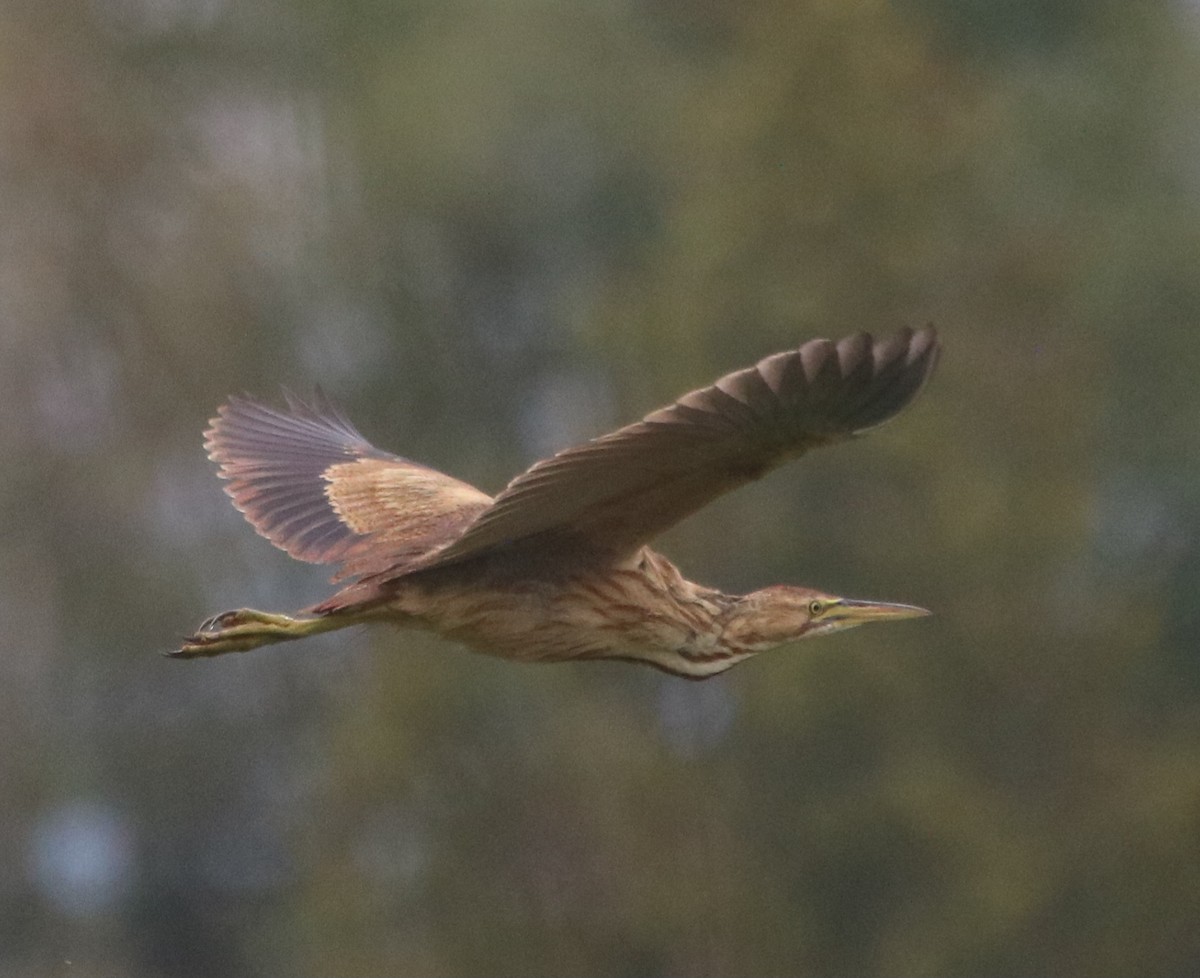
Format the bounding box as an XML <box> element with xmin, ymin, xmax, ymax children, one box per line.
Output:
<box><xmin>808</xmin><ymin>600</ymin><xmax>824</xmax><ymax>616</ymax></box>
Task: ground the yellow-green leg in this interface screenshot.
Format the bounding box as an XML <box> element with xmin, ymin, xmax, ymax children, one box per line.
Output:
<box><xmin>168</xmin><ymin>608</ymin><xmax>350</xmax><ymax>659</ymax></box>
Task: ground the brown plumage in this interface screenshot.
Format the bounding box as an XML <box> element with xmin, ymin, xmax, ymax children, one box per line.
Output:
<box><xmin>172</xmin><ymin>327</ymin><xmax>940</xmax><ymax>678</ymax></box>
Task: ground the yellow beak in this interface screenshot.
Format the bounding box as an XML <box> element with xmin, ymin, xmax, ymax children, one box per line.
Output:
<box><xmin>832</xmin><ymin>598</ymin><xmax>931</xmax><ymax>623</ymax></box>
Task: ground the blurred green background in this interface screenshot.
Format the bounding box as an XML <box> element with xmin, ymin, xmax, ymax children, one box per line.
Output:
<box><xmin>4</xmin><ymin>0</ymin><xmax>1200</xmax><ymax>975</ymax></box>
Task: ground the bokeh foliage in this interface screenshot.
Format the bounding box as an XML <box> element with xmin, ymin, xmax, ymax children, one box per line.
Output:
<box><xmin>3</xmin><ymin>0</ymin><xmax>1200</xmax><ymax>975</ymax></box>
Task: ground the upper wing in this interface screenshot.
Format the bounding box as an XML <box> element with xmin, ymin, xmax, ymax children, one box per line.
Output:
<box><xmin>418</xmin><ymin>327</ymin><xmax>939</xmax><ymax>572</ymax></box>
<box><xmin>206</xmin><ymin>391</ymin><xmax>492</xmax><ymax>582</ymax></box>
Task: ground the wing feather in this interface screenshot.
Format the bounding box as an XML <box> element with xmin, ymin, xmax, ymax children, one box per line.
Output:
<box><xmin>417</xmin><ymin>327</ymin><xmax>939</xmax><ymax>571</ymax></box>
<box><xmin>206</xmin><ymin>392</ymin><xmax>492</xmax><ymax>582</ymax></box>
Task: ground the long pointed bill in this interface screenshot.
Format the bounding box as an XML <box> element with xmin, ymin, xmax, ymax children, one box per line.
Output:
<box><xmin>832</xmin><ymin>598</ymin><xmax>931</xmax><ymax>624</ymax></box>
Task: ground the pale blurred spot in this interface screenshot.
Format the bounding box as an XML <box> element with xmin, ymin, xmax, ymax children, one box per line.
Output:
<box><xmin>517</xmin><ymin>368</ymin><xmax>615</xmax><ymax>460</ymax></box>
<box><xmin>185</xmin><ymin>88</ymin><xmax>330</xmax><ymax>269</ymax></box>
<box><xmin>1089</xmin><ymin>471</ymin><xmax>1185</xmax><ymax>564</ymax></box>
<box><xmin>298</xmin><ymin>297</ymin><xmax>390</xmax><ymax>386</ymax></box>
<box><xmin>90</xmin><ymin>0</ymin><xmax>226</xmax><ymax>41</ymax></box>
<box><xmin>656</xmin><ymin>675</ymin><xmax>737</xmax><ymax>758</ymax></box>
<box><xmin>28</xmin><ymin>800</ymin><xmax>135</xmax><ymax>918</ymax></box>
<box><xmin>149</xmin><ymin>450</ymin><xmax>230</xmax><ymax>548</ymax></box>
<box><xmin>352</xmin><ymin>808</ymin><xmax>432</xmax><ymax>891</ymax></box>
<box><xmin>32</xmin><ymin>338</ymin><xmax>120</xmax><ymax>451</ymax></box>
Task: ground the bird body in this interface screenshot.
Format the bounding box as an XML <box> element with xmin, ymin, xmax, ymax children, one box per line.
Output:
<box><xmin>173</xmin><ymin>328</ymin><xmax>939</xmax><ymax>678</ymax></box>
<box><xmin>346</xmin><ymin>546</ymin><xmax>729</xmax><ymax>676</ymax></box>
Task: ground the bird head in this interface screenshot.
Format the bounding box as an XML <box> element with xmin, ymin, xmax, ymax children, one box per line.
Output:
<box><xmin>721</xmin><ymin>585</ymin><xmax>929</xmax><ymax>653</ymax></box>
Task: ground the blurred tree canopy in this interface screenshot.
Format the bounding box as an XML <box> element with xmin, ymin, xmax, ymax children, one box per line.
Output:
<box><xmin>3</xmin><ymin>0</ymin><xmax>1200</xmax><ymax>975</ymax></box>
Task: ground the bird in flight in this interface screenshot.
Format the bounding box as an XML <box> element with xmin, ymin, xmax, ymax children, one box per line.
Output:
<box><xmin>171</xmin><ymin>327</ymin><xmax>939</xmax><ymax>678</ymax></box>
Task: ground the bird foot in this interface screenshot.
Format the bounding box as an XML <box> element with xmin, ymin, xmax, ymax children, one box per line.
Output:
<box><xmin>198</xmin><ymin>608</ymin><xmax>275</xmax><ymax>633</ymax></box>
<box><xmin>167</xmin><ymin>608</ymin><xmax>307</xmax><ymax>659</ymax></box>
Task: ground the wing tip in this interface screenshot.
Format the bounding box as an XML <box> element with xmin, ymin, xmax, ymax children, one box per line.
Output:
<box><xmin>849</xmin><ymin>324</ymin><xmax>940</xmax><ymax>432</ymax></box>
<box><xmin>756</xmin><ymin>324</ymin><xmax>940</xmax><ymax>436</ymax></box>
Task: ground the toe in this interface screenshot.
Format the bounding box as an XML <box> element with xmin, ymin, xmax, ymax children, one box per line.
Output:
<box><xmin>199</xmin><ymin>609</ymin><xmax>247</xmax><ymax>632</ymax></box>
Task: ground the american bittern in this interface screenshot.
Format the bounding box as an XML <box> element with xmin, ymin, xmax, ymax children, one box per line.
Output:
<box><xmin>172</xmin><ymin>327</ymin><xmax>939</xmax><ymax>678</ymax></box>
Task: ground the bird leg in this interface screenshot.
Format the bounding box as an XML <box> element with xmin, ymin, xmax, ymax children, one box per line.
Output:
<box><xmin>168</xmin><ymin>608</ymin><xmax>348</xmax><ymax>659</ymax></box>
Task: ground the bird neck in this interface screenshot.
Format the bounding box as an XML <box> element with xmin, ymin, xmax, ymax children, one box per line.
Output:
<box><xmin>627</xmin><ymin>551</ymin><xmax>818</xmax><ymax>658</ymax></box>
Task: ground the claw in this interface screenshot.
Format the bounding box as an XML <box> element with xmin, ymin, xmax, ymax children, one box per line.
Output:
<box><xmin>199</xmin><ymin>609</ymin><xmax>253</xmax><ymax>633</ymax></box>
<box><xmin>166</xmin><ymin>628</ymin><xmax>221</xmax><ymax>658</ymax></box>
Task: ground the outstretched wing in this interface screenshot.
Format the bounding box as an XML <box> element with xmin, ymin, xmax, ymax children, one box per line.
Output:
<box><xmin>206</xmin><ymin>391</ymin><xmax>492</xmax><ymax>582</ymax></box>
<box><xmin>419</xmin><ymin>327</ymin><xmax>939</xmax><ymax>571</ymax></box>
